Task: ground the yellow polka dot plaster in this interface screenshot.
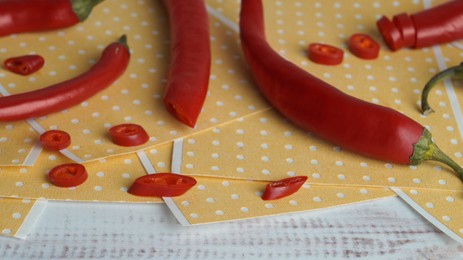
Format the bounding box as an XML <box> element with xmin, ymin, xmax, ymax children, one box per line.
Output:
<box><xmin>0</xmin><ymin>142</ymin><xmax>173</xmax><ymax>203</ymax></box>
<box><xmin>0</xmin><ymin>197</ymin><xmax>41</xmax><ymax>238</ymax></box>
<box><xmin>169</xmin><ymin>176</ymin><xmax>395</xmax><ymax>225</ymax></box>
<box><xmin>181</xmin><ymin>109</ymin><xmax>463</xmax><ymax>191</ymax></box>
<box><xmin>397</xmin><ymin>188</ymin><xmax>463</xmax><ymax>240</ymax></box>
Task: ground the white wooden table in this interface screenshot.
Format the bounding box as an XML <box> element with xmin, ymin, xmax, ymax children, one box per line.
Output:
<box><xmin>0</xmin><ymin>197</ymin><xmax>461</xmax><ymax>259</ymax></box>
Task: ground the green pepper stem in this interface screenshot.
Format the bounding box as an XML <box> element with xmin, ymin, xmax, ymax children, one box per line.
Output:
<box><xmin>411</xmin><ymin>129</ymin><xmax>463</xmax><ymax>182</ymax></box>
<box><xmin>421</xmin><ymin>62</ymin><xmax>463</xmax><ymax>115</ymax></box>
<box><xmin>72</xmin><ymin>0</ymin><xmax>105</xmax><ymax>21</ymax></box>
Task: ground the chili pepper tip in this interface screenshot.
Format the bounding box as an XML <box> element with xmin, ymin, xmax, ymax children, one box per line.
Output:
<box><xmin>118</xmin><ymin>35</ymin><xmax>129</xmax><ymax>50</ymax></box>
<box><xmin>71</xmin><ymin>0</ymin><xmax>105</xmax><ymax>21</ymax></box>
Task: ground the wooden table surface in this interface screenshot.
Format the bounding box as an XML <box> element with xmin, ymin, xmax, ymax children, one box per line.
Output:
<box><xmin>0</xmin><ymin>197</ymin><xmax>461</xmax><ymax>259</ymax></box>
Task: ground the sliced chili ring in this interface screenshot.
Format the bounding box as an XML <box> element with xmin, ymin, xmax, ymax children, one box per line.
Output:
<box><xmin>128</xmin><ymin>173</ymin><xmax>197</xmax><ymax>197</ymax></box>
<box><xmin>48</xmin><ymin>163</ymin><xmax>88</xmax><ymax>188</ymax></box>
<box><xmin>109</xmin><ymin>123</ymin><xmax>149</xmax><ymax>147</ymax></box>
<box><xmin>348</xmin><ymin>33</ymin><xmax>380</xmax><ymax>60</ymax></box>
<box><xmin>307</xmin><ymin>43</ymin><xmax>344</xmax><ymax>65</ymax></box>
<box><xmin>262</xmin><ymin>176</ymin><xmax>308</xmax><ymax>200</ymax></box>
<box><xmin>4</xmin><ymin>54</ymin><xmax>45</xmax><ymax>75</ymax></box>
<box><xmin>392</xmin><ymin>13</ymin><xmax>416</xmax><ymax>48</ymax></box>
<box><xmin>376</xmin><ymin>16</ymin><xmax>405</xmax><ymax>51</ymax></box>
<box><xmin>39</xmin><ymin>130</ymin><xmax>71</xmax><ymax>151</ymax></box>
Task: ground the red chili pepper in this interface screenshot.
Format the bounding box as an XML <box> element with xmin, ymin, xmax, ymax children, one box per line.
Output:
<box><xmin>0</xmin><ymin>0</ymin><xmax>103</xmax><ymax>37</ymax></box>
<box><xmin>162</xmin><ymin>0</ymin><xmax>211</xmax><ymax>128</ymax></box>
<box><xmin>392</xmin><ymin>13</ymin><xmax>416</xmax><ymax>48</ymax></box>
<box><xmin>307</xmin><ymin>43</ymin><xmax>344</xmax><ymax>65</ymax></box>
<box><xmin>4</xmin><ymin>55</ymin><xmax>45</xmax><ymax>76</ymax></box>
<box><xmin>376</xmin><ymin>16</ymin><xmax>404</xmax><ymax>51</ymax></box>
<box><xmin>348</xmin><ymin>33</ymin><xmax>380</xmax><ymax>60</ymax></box>
<box><xmin>128</xmin><ymin>173</ymin><xmax>197</xmax><ymax>197</ymax></box>
<box><xmin>240</xmin><ymin>0</ymin><xmax>463</xmax><ymax>181</ymax></box>
<box><xmin>39</xmin><ymin>130</ymin><xmax>71</xmax><ymax>151</ymax></box>
<box><xmin>377</xmin><ymin>0</ymin><xmax>463</xmax><ymax>50</ymax></box>
<box><xmin>0</xmin><ymin>35</ymin><xmax>130</xmax><ymax>122</ymax></box>
<box><xmin>48</xmin><ymin>163</ymin><xmax>88</xmax><ymax>188</ymax></box>
<box><xmin>262</xmin><ymin>176</ymin><xmax>308</xmax><ymax>201</ymax></box>
<box><xmin>109</xmin><ymin>123</ymin><xmax>149</xmax><ymax>147</ymax></box>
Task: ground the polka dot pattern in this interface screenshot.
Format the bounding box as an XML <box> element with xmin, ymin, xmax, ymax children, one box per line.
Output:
<box><xmin>170</xmin><ymin>177</ymin><xmax>395</xmax><ymax>224</ymax></box>
<box><xmin>0</xmin><ymin>142</ymin><xmax>172</xmax><ymax>203</ymax></box>
<box><xmin>181</xmin><ymin>110</ymin><xmax>462</xmax><ymax>191</ymax></box>
<box><xmin>0</xmin><ymin>198</ymin><xmax>38</xmax><ymax>238</ymax></box>
<box><xmin>401</xmin><ymin>188</ymin><xmax>463</xmax><ymax>239</ymax></box>
<box><xmin>0</xmin><ymin>0</ymin><xmax>267</xmax><ymax>165</ymax></box>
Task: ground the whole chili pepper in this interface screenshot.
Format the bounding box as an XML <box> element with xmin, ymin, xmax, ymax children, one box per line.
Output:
<box><xmin>240</xmin><ymin>0</ymin><xmax>463</xmax><ymax>181</ymax></box>
<box><xmin>421</xmin><ymin>62</ymin><xmax>463</xmax><ymax>115</ymax></box>
<box><xmin>0</xmin><ymin>35</ymin><xmax>130</xmax><ymax>122</ymax></box>
<box><xmin>0</xmin><ymin>0</ymin><xmax>104</xmax><ymax>37</ymax></box>
<box><xmin>4</xmin><ymin>54</ymin><xmax>45</xmax><ymax>76</ymax></box>
<box><xmin>377</xmin><ymin>0</ymin><xmax>463</xmax><ymax>50</ymax></box>
<box><xmin>162</xmin><ymin>0</ymin><xmax>211</xmax><ymax>128</ymax></box>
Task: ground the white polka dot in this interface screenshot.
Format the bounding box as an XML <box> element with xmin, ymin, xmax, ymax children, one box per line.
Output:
<box><xmin>215</xmin><ymin>210</ymin><xmax>224</xmax><ymax>215</ymax></box>
<box><xmin>12</xmin><ymin>213</ymin><xmax>21</xmax><ymax>219</ymax></box>
<box><xmin>442</xmin><ymin>216</ymin><xmax>452</xmax><ymax>221</ymax></box>
<box><xmin>425</xmin><ymin>202</ymin><xmax>434</xmax><ymax>208</ymax></box>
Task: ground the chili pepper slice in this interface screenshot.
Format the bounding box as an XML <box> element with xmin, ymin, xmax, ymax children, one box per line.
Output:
<box><xmin>0</xmin><ymin>35</ymin><xmax>130</xmax><ymax>122</ymax></box>
<box><xmin>376</xmin><ymin>16</ymin><xmax>405</xmax><ymax>51</ymax></box>
<box><xmin>39</xmin><ymin>130</ymin><xmax>71</xmax><ymax>151</ymax></box>
<box><xmin>128</xmin><ymin>173</ymin><xmax>197</xmax><ymax>197</ymax></box>
<box><xmin>421</xmin><ymin>62</ymin><xmax>463</xmax><ymax>115</ymax></box>
<box><xmin>307</xmin><ymin>43</ymin><xmax>344</xmax><ymax>65</ymax></box>
<box><xmin>392</xmin><ymin>13</ymin><xmax>416</xmax><ymax>48</ymax></box>
<box><xmin>109</xmin><ymin>123</ymin><xmax>149</xmax><ymax>147</ymax></box>
<box><xmin>163</xmin><ymin>0</ymin><xmax>211</xmax><ymax>127</ymax></box>
<box><xmin>48</xmin><ymin>163</ymin><xmax>88</xmax><ymax>188</ymax></box>
<box><xmin>4</xmin><ymin>55</ymin><xmax>45</xmax><ymax>76</ymax></box>
<box><xmin>348</xmin><ymin>33</ymin><xmax>380</xmax><ymax>60</ymax></box>
<box><xmin>0</xmin><ymin>0</ymin><xmax>103</xmax><ymax>37</ymax></box>
<box><xmin>240</xmin><ymin>0</ymin><xmax>463</xmax><ymax>182</ymax></box>
<box><xmin>262</xmin><ymin>176</ymin><xmax>308</xmax><ymax>201</ymax></box>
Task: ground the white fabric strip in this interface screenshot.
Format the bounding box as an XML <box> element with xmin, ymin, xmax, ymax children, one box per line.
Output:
<box><xmin>206</xmin><ymin>4</ymin><xmax>239</xmax><ymax>33</ymax></box>
<box><xmin>23</xmin><ymin>142</ymin><xmax>43</xmax><ymax>166</ymax></box>
<box><xmin>136</xmin><ymin>150</ymin><xmax>156</xmax><ymax>174</ymax></box>
<box><xmin>135</xmin><ymin>146</ymin><xmax>191</xmax><ymax>226</ymax></box>
<box><xmin>14</xmin><ymin>199</ymin><xmax>48</xmax><ymax>240</ymax></box>
<box><xmin>164</xmin><ymin>138</ymin><xmax>191</xmax><ymax>226</ymax></box>
<box><xmin>171</xmin><ymin>138</ymin><xmax>184</xmax><ymax>174</ymax></box>
<box><xmin>391</xmin><ymin>187</ymin><xmax>463</xmax><ymax>245</ymax></box>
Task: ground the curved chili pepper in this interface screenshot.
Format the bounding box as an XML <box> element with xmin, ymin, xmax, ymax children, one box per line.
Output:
<box><xmin>128</xmin><ymin>173</ymin><xmax>197</xmax><ymax>197</ymax></box>
<box><xmin>262</xmin><ymin>176</ymin><xmax>308</xmax><ymax>201</ymax></box>
<box><xmin>0</xmin><ymin>35</ymin><xmax>130</xmax><ymax>122</ymax></box>
<box><xmin>4</xmin><ymin>55</ymin><xmax>45</xmax><ymax>76</ymax></box>
<box><xmin>377</xmin><ymin>0</ymin><xmax>463</xmax><ymax>50</ymax></box>
<box><xmin>240</xmin><ymin>0</ymin><xmax>463</xmax><ymax>181</ymax></box>
<box><xmin>421</xmin><ymin>62</ymin><xmax>463</xmax><ymax>115</ymax></box>
<box><xmin>0</xmin><ymin>0</ymin><xmax>104</xmax><ymax>37</ymax></box>
<box><xmin>162</xmin><ymin>0</ymin><xmax>211</xmax><ymax>128</ymax></box>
